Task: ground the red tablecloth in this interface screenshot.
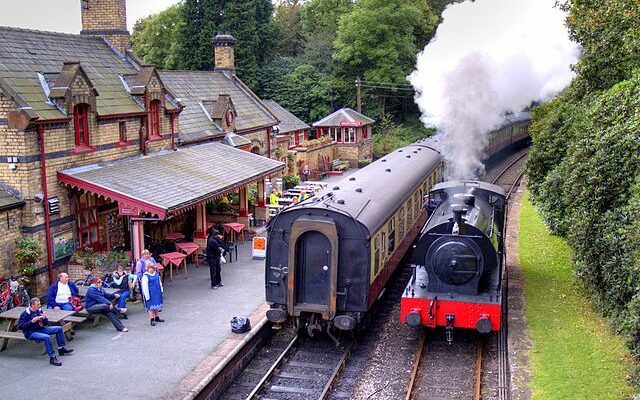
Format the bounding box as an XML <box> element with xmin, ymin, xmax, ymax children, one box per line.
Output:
<box><xmin>165</xmin><ymin>232</ymin><xmax>185</xmax><ymax>241</ymax></box>
<box><xmin>223</xmin><ymin>222</ymin><xmax>245</xmax><ymax>243</ymax></box>
<box><xmin>223</xmin><ymin>223</ymin><xmax>244</xmax><ymax>233</ymax></box>
<box><xmin>175</xmin><ymin>242</ymin><xmax>200</xmax><ymax>268</ymax></box>
<box><xmin>159</xmin><ymin>252</ymin><xmax>188</xmax><ymax>281</ymax></box>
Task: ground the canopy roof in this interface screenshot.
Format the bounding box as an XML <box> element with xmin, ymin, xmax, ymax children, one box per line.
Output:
<box><xmin>58</xmin><ymin>143</ymin><xmax>284</xmax><ymax>219</ymax></box>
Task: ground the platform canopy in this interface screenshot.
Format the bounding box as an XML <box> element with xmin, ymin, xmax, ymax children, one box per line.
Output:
<box><xmin>58</xmin><ymin>142</ymin><xmax>284</xmax><ymax>219</ymax></box>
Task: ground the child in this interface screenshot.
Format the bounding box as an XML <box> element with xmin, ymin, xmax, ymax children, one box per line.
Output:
<box><xmin>141</xmin><ymin>261</ymin><xmax>164</xmax><ymax>326</ymax></box>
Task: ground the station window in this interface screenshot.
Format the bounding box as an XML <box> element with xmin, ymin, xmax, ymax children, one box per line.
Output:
<box><xmin>149</xmin><ymin>99</ymin><xmax>161</xmax><ymax>138</ymax></box>
<box><xmin>331</xmin><ymin>127</ymin><xmax>343</xmax><ymax>143</ymax></box>
<box><xmin>76</xmin><ymin>193</ymin><xmax>101</xmax><ymax>249</ymax></box>
<box><xmin>118</xmin><ymin>121</ymin><xmax>127</xmax><ymax>144</ymax></box>
<box><xmin>73</xmin><ymin>103</ymin><xmax>90</xmax><ymax>148</ymax></box>
<box><xmin>289</xmin><ymin>135</ymin><xmax>296</xmax><ymax>148</ymax></box>
<box><xmin>345</xmin><ymin>128</ymin><xmax>356</xmax><ymax>143</ymax></box>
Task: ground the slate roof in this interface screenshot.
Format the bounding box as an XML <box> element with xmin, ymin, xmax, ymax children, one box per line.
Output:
<box><xmin>0</xmin><ymin>26</ymin><xmax>143</xmax><ymax>120</ymax></box>
<box><xmin>58</xmin><ymin>142</ymin><xmax>284</xmax><ymax>218</ymax></box>
<box><xmin>263</xmin><ymin>100</ymin><xmax>309</xmax><ymax>134</ymax></box>
<box><xmin>313</xmin><ymin>107</ymin><xmax>375</xmax><ymax>127</ymax></box>
<box><xmin>158</xmin><ymin>70</ymin><xmax>278</xmax><ymax>143</ymax></box>
<box><xmin>0</xmin><ymin>188</ymin><xmax>24</xmax><ymax>212</ymax></box>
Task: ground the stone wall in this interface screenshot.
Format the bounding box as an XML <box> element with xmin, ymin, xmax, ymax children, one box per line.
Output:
<box><xmin>335</xmin><ymin>138</ymin><xmax>373</xmax><ymax>167</ymax></box>
<box><xmin>0</xmin><ymin>207</ymin><xmax>24</xmax><ymax>279</ymax></box>
<box><xmin>294</xmin><ymin>142</ymin><xmax>336</xmax><ymax>175</ymax></box>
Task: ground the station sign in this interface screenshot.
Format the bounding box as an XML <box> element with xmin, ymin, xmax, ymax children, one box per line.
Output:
<box><xmin>339</xmin><ymin>120</ymin><xmax>363</xmax><ymax>127</ymax></box>
<box><xmin>252</xmin><ymin>237</ymin><xmax>267</xmax><ymax>259</ymax></box>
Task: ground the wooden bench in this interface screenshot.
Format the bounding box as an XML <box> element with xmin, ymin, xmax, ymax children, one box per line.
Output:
<box><xmin>76</xmin><ymin>309</ymin><xmax>101</xmax><ymax>327</ymax></box>
<box><xmin>0</xmin><ymin>331</ymin><xmax>27</xmax><ymax>342</ymax></box>
<box><xmin>331</xmin><ymin>159</ymin><xmax>350</xmax><ymax>172</ymax></box>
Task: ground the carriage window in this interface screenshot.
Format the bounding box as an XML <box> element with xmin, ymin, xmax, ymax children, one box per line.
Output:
<box><xmin>381</xmin><ymin>232</ymin><xmax>386</xmax><ymax>260</ymax></box>
<box><xmin>398</xmin><ymin>208</ymin><xmax>405</xmax><ymax>239</ymax></box>
<box><xmin>373</xmin><ymin>237</ymin><xmax>380</xmax><ymax>276</ymax></box>
<box><xmin>414</xmin><ymin>193</ymin><xmax>420</xmax><ymax>216</ymax></box>
<box><xmin>387</xmin><ymin>220</ymin><xmax>396</xmax><ymax>254</ymax></box>
<box><xmin>406</xmin><ymin>201</ymin><xmax>413</xmax><ymax>224</ymax></box>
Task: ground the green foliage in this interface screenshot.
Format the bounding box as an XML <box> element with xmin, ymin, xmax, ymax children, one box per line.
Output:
<box><xmin>130</xmin><ymin>3</ymin><xmax>185</xmax><ymax>69</ymax></box>
<box><xmin>14</xmin><ymin>237</ymin><xmax>43</xmax><ymax>275</ymax></box>
<box><xmin>561</xmin><ymin>0</ymin><xmax>640</xmax><ymax>94</ymax></box>
<box><xmin>71</xmin><ymin>247</ymin><xmax>96</xmax><ymax>268</ymax></box>
<box><xmin>107</xmin><ymin>250</ymin><xmax>131</xmax><ymax>269</ymax></box>
<box><xmin>273</xmin><ymin>0</ymin><xmax>304</xmax><ymax>57</ymax></box>
<box><xmin>373</xmin><ymin>114</ymin><xmax>433</xmax><ymax>158</ymax></box>
<box><xmin>282</xmin><ymin>174</ymin><xmax>300</xmax><ymax>189</ymax></box>
<box><xmin>333</xmin><ymin>0</ymin><xmax>437</xmax><ymax>85</ymax></box>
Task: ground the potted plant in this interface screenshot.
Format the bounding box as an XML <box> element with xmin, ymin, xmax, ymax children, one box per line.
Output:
<box><xmin>14</xmin><ymin>237</ymin><xmax>44</xmax><ymax>283</ymax></box>
<box><xmin>283</xmin><ymin>174</ymin><xmax>300</xmax><ymax>189</ymax></box>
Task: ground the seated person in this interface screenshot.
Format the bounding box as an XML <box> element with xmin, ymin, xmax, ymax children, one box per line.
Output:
<box><xmin>18</xmin><ymin>298</ymin><xmax>73</xmax><ymax>366</ymax></box>
<box><xmin>46</xmin><ymin>272</ymin><xmax>79</xmax><ymax>311</ymax></box>
<box><xmin>85</xmin><ymin>277</ymin><xmax>128</xmax><ymax>332</ymax></box>
<box><xmin>111</xmin><ymin>265</ymin><xmax>131</xmax><ymax>319</ymax></box>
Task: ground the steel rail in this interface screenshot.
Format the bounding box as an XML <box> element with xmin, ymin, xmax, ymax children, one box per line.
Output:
<box><xmin>405</xmin><ymin>331</ymin><xmax>427</xmax><ymax>400</ymax></box>
<box><xmin>475</xmin><ymin>339</ymin><xmax>485</xmax><ymax>400</ymax></box>
<box><xmin>492</xmin><ymin>151</ymin><xmax>528</xmax><ymax>186</ymax></box>
<box><xmin>245</xmin><ymin>334</ymin><xmax>299</xmax><ymax>400</ymax></box>
<box><xmin>319</xmin><ymin>340</ymin><xmax>356</xmax><ymax>399</ymax></box>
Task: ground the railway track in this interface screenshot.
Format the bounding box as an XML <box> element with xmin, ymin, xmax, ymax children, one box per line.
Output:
<box><xmin>244</xmin><ymin>335</ymin><xmax>354</xmax><ymax>400</ymax></box>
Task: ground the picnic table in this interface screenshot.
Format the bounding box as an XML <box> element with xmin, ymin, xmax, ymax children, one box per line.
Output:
<box><xmin>175</xmin><ymin>241</ymin><xmax>200</xmax><ymax>268</ymax></box>
<box><xmin>0</xmin><ymin>307</ymin><xmax>75</xmax><ymax>351</ymax></box>
<box><xmin>223</xmin><ymin>222</ymin><xmax>245</xmax><ymax>243</ymax></box>
<box><xmin>165</xmin><ymin>232</ymin><xmax>185</xmax><ymax>241</ymax></box>
<box><xmin>159</xmin><ymin>252</ymin><xmax>188</xmax><ymax>281</ymax></box>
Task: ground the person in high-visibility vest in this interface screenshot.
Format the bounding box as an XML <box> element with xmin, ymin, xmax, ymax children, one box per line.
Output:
<box><xmin>270</xmin><ymin>191</ymin><xmax>280</xmax><ymax>205</ymax></box>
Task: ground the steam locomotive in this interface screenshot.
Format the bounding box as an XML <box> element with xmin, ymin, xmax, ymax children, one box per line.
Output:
<box><xmin>400</xmin><ymin>180</ymin><xmax>506</xmax><ymax>341</ymax></box>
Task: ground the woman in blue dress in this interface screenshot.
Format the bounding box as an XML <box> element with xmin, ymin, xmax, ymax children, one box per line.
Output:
<box><xmin>141</xmin><ymin>262</ymin><xmax>164</xmax><ymax>326</ymax></box>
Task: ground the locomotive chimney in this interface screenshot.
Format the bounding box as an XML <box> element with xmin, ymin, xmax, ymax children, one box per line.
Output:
<box><xmin>452</xmin><ymin>204</ymin><xmax>465</xmax><ymax>235</ymax></box>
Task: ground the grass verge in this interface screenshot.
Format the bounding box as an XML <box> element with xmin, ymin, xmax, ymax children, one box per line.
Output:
<box><xmin>519</xmin><ymin>191</ymin><xmax>634</xmax><ymax>399</ymax></box>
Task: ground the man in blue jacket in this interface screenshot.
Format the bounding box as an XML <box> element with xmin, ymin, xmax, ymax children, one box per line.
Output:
<box><xmin>46</xmin><ymin>272</ymin><xmax>79</xmax><ymax>310</ymax></box>
<box><xmin>18</xmin><ymin>298</ymin><xmax>73</xmax><ymax>366</ymax></box>
<box><xmin>85</xmin><ymin>277</ymin><xmax>128</xmax><ymax>332</ymax></box>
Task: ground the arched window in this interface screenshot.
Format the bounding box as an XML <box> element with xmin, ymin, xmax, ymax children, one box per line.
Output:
<box><xmin>74</xmin><ymin>104</ymin><xmax>90</xmax><ymax>147</ymax></box>
<box><xmin>149</xmin><ymin>99</ymin><xmax>161</xmax><ymax>138</ymax></box>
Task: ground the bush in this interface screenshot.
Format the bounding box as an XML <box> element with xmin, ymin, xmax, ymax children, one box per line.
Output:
<box><xmin>14</xmin><ymin>237</ymin><xmax>43</xmax><ymax>275</ymax></box>
<box><xmin>282</xmin><ymin>174</ymin><xmax>300</xmax><ymax>189</ymax></box>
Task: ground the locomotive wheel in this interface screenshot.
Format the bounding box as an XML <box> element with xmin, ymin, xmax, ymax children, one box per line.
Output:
<box><xmin>295</xmin><ymin>317</ymin><xmax>309</xmax><ymax>338</ymax></box>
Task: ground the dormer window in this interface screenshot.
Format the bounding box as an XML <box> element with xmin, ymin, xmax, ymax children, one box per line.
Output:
<box><xmin>149</xmin><ymin>99</ymin><xmax>162</xmax><ymax>139</ymax></box>
<box><xmin>74</xmin><ymin>103</ymin><xmax>90</xmax><ymax>147</ymax></box>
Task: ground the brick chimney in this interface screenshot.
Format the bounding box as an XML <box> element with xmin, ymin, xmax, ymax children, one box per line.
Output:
<box><xmin>80</xmin><ymin>0</ymin><xmax>130</xmax><ymax>54</ymax></box>
<box><xmin>213</xmin><ymin>33</ymin><xmax>237</xmax><ymax>73</ymax></box>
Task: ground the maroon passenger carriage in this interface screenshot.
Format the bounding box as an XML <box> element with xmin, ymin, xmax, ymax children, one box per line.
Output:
<box><xmin>400</xmin><ymin>181</ymin><xmax>506</xmax><ymax>342</ymax></box>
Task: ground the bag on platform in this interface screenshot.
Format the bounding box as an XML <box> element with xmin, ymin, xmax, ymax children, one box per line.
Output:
<box><xmin>220</xmin><ymin>254</ymin><xmax>226</xmax><ymax>264</ymax></box>
<box><xmin>68</xmin><ymin>296</ymin><xmax>84</xmax><ymax>312</ymax></box>
<box><xmin>230</xmin><ymin>316</ymin><xmax>251</xmax><ymax>334</ymax></box>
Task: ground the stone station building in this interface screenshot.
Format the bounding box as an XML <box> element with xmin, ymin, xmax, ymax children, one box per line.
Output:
<box><xmin>0</xmin><ymin>0</ymin><xmax>284</xmax><ymax>294</ymax></box>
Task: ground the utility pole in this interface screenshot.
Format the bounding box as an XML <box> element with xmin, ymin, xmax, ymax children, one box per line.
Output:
<box><xmin>355</xmin><ymin>76</ymin><xmax>362</xmax><ymax>113</ymax></box>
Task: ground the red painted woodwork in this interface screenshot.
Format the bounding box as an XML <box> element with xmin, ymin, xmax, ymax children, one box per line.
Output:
<box><xmin>74</xmin><ymin>104</ymin><xmax>90</xmax><ymax>147</ymax></box>
<box><xmin>400</xmin><ymin>297</ymin><xmax>502</xmax><ymax>332</ymax></box>
<box><xmin>149</xmin><ymin>99</ymin><xmax>161</xmax><ymax>138</ymax></box>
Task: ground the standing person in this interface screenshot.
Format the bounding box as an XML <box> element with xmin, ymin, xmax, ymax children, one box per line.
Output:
<box><xmin>141</xmin><ymin>262</ymin><xmax>164</xmax><ymax>326</ymax></box>
<box><xmin>206</xmin><ymin>227</ymin><xmax>225</xmax><ymax>289</ymax></box>
<box><xmin>46</xmin><ymin>272</ymin><xmax>79</xmax><ymax>311</ymax></box>
<box><xmin>135</xmin><ymin>249</ymin><xmax>158</xmax><ymax>302</ymax></box>
<box><xmin>18</xmin><ymin>298</ymin><xmax>73</xmax><ymax>366</ymax></box>
<box><xmin>302</xmin><ymin>165</ymin><xmax>310</xmax><ymax>182</ymax></box>
<box><xmin>111</xmin><ymin>265</ymin><xmax>130</xmax><ymax>319</ymax></box>
<box><xmin>85</xmin><ymin>277</ymin><xmax>128</xmax><ymax>332</ymax></box>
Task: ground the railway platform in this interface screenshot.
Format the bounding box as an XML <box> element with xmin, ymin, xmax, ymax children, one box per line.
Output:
<box><xmin>0</xmin><ymin>236</ymin><xmax>269</xmax><ymax>400</ymax></box>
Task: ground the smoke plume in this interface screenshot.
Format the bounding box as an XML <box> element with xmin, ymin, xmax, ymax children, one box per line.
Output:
<box><xmin>409</xmin><ymin>0</ymin><xmax>580</xmax><ymax>180</ymax></box>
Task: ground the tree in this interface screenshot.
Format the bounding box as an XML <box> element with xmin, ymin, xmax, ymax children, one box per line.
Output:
<box><xmin>130</xmin><ymin>3</ymin><xmax>186</xmax><ymax>69</ymax></box>
<box><xmin>561</xmin><ymin>0</ymin><xmax>640</xmax><ymax>94</ymax></box>
<box><xmin>273</xmin><ymin>0</ymin><xmax>304</xmax><ymax>57</ymax></box>
<box><xmin>179</xmin><ymin>0</ymin><xmax>209</xmax><ymax>70</ymax></box>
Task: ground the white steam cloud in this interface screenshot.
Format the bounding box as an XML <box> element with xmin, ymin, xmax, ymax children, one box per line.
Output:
<box><xmin>409</xmin><ymin>0</ymin><xmax>580</xmax><ymax>180</ymax></box>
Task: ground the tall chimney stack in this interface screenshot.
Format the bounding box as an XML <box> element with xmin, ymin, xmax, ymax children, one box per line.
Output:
<box><xmin>80</xmin><ymin>0</ymin><xmax>130</xmax><ymax>54</ymax></box>
<box><xmin>213</xmin><ymin>33</ymin><xmax>237</xmax><ymax>73</ymax></box>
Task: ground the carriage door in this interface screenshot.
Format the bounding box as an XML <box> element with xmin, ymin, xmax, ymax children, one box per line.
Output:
<box><xmin>288</xmin><ymin>217</ymin><xmax>339</xmax><ymax>320</ymax></box>
<box><xmin>295</xmin><ymin>231</ymin><xmax>330</xmax><ymax>305</ymax></box>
